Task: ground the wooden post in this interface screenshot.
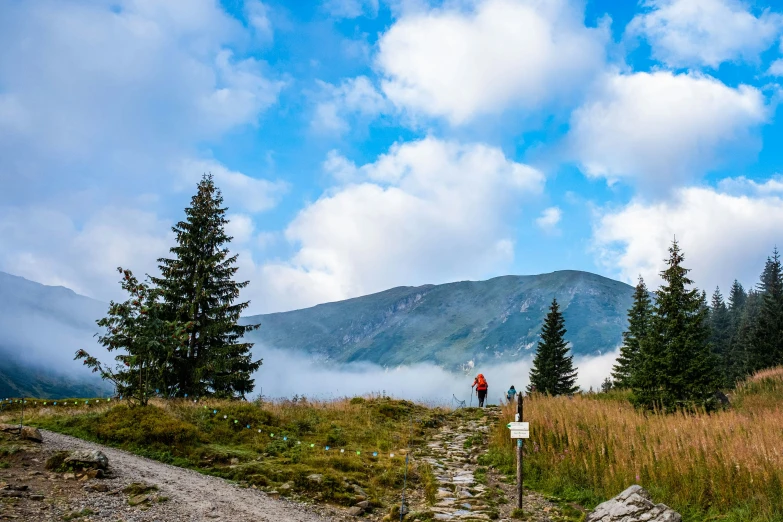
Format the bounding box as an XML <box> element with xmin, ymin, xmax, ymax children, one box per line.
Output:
<box><xmin>517</xmin><ymin>392</ymin><xmax>523</xmax><ymax>511</ymax></box>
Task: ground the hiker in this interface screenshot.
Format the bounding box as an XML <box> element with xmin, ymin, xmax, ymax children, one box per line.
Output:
<box><xmin>507</xmin><ymin>385</ymin><xmax>516</xmax><ymax>403</ymax></box>
<box><xmin>472</xmin><ymin>373</ymin><xmax>488</xmax><ymax>408</ymax></box>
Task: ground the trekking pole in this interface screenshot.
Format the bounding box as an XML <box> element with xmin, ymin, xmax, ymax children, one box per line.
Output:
<box><xmin>469</xmin><ymin>388</ymin><xmax>473</xmax><ymax>408</ymax></box>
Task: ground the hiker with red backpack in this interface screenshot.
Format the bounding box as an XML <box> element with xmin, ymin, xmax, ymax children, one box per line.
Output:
<box><xmin>472</xmin><ymin>373</ymin><xmax>488</xmax><ymax>408</ymax></box>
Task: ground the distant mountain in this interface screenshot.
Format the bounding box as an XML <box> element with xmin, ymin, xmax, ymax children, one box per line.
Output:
<box><xmin>0</xmin><ymin>269</ymin><xmax>635</xmax><ymax>395</ymax></box>
<box><xmin>241</xmin><ymin>271</ymin><xmax>635</xmax><ymax>370</ymax></box>
<box><xmin>0</xmin><ymin>271</ymin><xmax>111</xmax><ymax>398</ymax></box>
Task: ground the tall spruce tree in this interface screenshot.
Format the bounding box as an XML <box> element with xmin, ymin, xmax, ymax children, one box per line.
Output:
<box><xmin>528</xmin><ymin>299</ymin><xmax>579</xmax><ymax>396</ymax></box>
<box><xmin>612</xmin><ymin>276</ymin><xmax>652</xmax><ymax>389</ymax></box>
<box><xmin>152</xmin><ymin>174</ymin><xmax>261</xmax><ymax>399</ymax></box>
<box><xmin>724</xmin><ymin>280</ymin><xmax>749</xmax><ymax>384</ymax></box>
<box><xmin>632</xmin><ymin>239</ymin><xmax>718</xmax><ymax>411</ymax></box>
<box><xmin>709</xmin><ymin>287</ymin><xmax>731</xmax><ymax>386</ymax></box>
<box><xmin>750</xmin><ymin>248</ymin><xmax>783</xmax><ymax>371</ymax></box>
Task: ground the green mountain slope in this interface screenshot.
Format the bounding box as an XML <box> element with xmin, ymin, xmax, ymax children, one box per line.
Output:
<box><xmin>241</xmin><ymin>270</ymin><xmax>635</xmax><ymax>370</ymax></box>
<box><xmin>0</xmin><ymin>271</ymin><xmax>111</xmax><ymax>398</ymax></box>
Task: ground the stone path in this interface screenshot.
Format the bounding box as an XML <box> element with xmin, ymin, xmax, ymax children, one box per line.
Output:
<box><xmin>415</xmin><ymin>407</ymin><xmax>574</xmax><ymax>522</ymax></box>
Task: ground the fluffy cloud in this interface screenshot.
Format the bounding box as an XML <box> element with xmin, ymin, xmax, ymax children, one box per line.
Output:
<box><xmin>569</xmin><ymin>71</ymin><xmax>768</xmax><ymax>190</ymax></box>
<box><xmin>535</xmin><ymin>207</ymin><xmax>562</xmax><ymax>234</ymax></box>
<box><xmin>627</xmin><ymin>0</ymin><xmax>783</xmax><ymax>68</ymax></box>
<box><xmin>177</xmin><ymin>159</ymin><xmax>289</xmax><ymax>213</ymax></box>
<box><xmin>376</xmin><ymin>0</ymin><xmax>608</xmax><ymax>124</ymax></box>
<box><xmin>0</xmin><ymin>206</ymin><xmax>172</xmax><ymax>300</ymax></box>
<box><xmin>252</xmin><ymin>138</ymin><xmax>545</xmax><ymax>312</ymax></box>
<box><xmin>592</xmin><ymin>183</ymin><xmax>783</xmax><ymax>294</ymax></box>
<box><xmin>245</xmin><ymin>0</ymin><xmax>273</xmax><ymax>41</ymax></box>
<box><xmin>0</xmin><ymin>0</ymin><xmax>283</xmax><ymax>202</ymax></box>
<box><xmin>312</xmin><ymin>76</ymin><xmax>389</xmax><ymax>133</ymax></box>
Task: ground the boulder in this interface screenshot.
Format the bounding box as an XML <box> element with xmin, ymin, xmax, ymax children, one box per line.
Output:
<box><xmin>347</xmin><ymin>506</ymin><xmax>364</xmax><ymax>517</ymax></box>
<box><xmin>586</xmin><ymin>485</ymin><xmax>681</xmax><ymax>522</ymax></box>
<box><xmin>20</xmin><ymin>427</ymin><xmax>43</xmax><ymax>443</ymax></box>
<box><xmin>64</xmin><ymin>450</ymin><xmax>109</xmax><ymax>471</ymax></box>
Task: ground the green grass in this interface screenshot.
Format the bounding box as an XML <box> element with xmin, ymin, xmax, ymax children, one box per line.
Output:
<box><xmin>11</xmin><ymin>396</ymin><xmax>446</xmax><ymax>509</ymax></box>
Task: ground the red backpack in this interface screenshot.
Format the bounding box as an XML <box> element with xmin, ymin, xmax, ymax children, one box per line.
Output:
<box><xmin>476</xmin><ymin>374</ymin><xmax>488</xmax><ymax>390</ymax></box>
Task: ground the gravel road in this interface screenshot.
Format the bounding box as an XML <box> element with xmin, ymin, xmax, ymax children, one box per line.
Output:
<box><xmin>42</xmin><ymin>430</ymin><xmax>340</xmax><ymax>522</ymax></box>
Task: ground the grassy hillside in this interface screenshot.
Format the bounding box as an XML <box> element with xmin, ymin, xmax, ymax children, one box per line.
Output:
<box><xmin>483</xmin><ymin>367</ymin><xmax>783</xmax><ymax>522</ymax></box>
<box><xmin>242</xmin><ymin>270</ymin><xmax>635</xmax><ymax>369</ymax></box>
<box><xmin>11</xmin><ymin>396</ymin><xmax>447</xmax><ymax>512</ymax></box>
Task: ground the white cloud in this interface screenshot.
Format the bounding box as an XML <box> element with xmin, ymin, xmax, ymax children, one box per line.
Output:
<box><xmin>178</xmin><ymin>159</ymin><xmax>289</xmax><ymax>213</ymax></box>
<box><xmin>0</xmin><ymin>0</ymin><xmax>284</xmax><ymax>213</ymax></box>
<box><xmin>249</xmin><ymin>138</ymin><xmax>545</xmax><ymax>313</ymax></box>
<box><xmin>769</xmin><ymin>58</ymin><xmax>783</xmax><ymax>76</ymax></box>
<box><xmin>627</xmin><ymin>0</ymin><xmax>783</xmax><ymax>68</ymax></box>
<box><xmin>717</xmin><ymin>175</ymin><xmax>783</xmax><ymax>195</ymax></box>
<box><xmin>322</xmin><ymin>0</ymin><xmax>379</xmax><ymax>19</ymax></box>
<box><xmin>245</xmin><ymin>0</ymin><xmax>273</xmax><ymax>41</ymax></box>
<box><xmin>226</xmin><ymin>214</ymin><xmax>255</xmax><ymax>244</ymax></box>
<box><xmin>376</xmin><ymin>0</ymin><xmax>608</xmax><ymax>125</ymax></box>
<box><xmin>312</xmin><ymin>76</ymin><xmax>389</xmax><ymax>133</ymax></box>
<box><xmin>592</xmin><ymin>184</ymin><xmax>783</xmax><ymax>294</ymax></box>
<box><xmin>0</xmin><ymin>206</ymin><xmax>172</xmax><ymax>301</ymax></box>
<box><xmin>535</xmin><ymin>207</ymin><xmax>562</xmax><ymax>234</ymax></box>
<box><xmin>569</xmin><ymin>71</ymin><xmax>768</xmax><ymax>190</ymax></box>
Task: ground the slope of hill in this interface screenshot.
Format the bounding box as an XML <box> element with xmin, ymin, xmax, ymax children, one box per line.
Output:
<box><xmin>241</xmin><ymin>270</ymin><xmax>635</xmax><ymax>370</ymax></box>
<box><xmin>0</xmin><ymin>271</ymin><xmax>111</xmax><ymax>398</ymax></box>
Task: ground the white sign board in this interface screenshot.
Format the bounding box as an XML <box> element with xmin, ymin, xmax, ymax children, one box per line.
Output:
<box><xmin>510</xmin><ymin>430</ymin><xmax>529</xmax><ymax>439</ymax></box>
<box><xmin>507</xmin><ymin>422</ymin><xmax>529</xmax><ymax>430</ymax></box>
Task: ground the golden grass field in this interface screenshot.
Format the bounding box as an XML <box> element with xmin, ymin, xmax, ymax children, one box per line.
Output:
<box><xmin>485</xmin><ymin>367</ymin><xmax>783</xmax><ymax>521</ymax></box>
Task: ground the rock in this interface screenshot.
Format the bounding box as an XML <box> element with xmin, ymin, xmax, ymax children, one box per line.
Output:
<box><xmin>356</xmin><ymin>500</ymin><xmax>370</xmax><ymax>509</ymax></box>
<box><xmin>128</xmin><ymin>493</ymin><xmax>151</xmax><ymax>506</ymax></box>
<box><xmin>30</xmin><ymin>494</ymin><xmax>44</xmax><ymax>501</ymax></box>
<box><xmin>267</xmin><ymin>491</ymin><xmax>280</xmax><ymax>499</ymax></box>
<box><xmin>86</xmin><ymin>483</ymin><xmax>110</xmax><ymax>492</ymax></box>
<box><xmin>307</xmin><ymin>473</ymin><xmax>323</xmax><ymax>484</ymax></box>
<box><xmin>586</xmin><ymin>485</ymin><xmax>681</xmax><ymax>522</ymax></box>
<box><xmin>63</xmin><ymin>473</ymin><xmax>76</xmax><ymax>480</ymax></box>
<box><xmin>347</xmin><ymin>506</ymin><xmax>364</xmax><ymax>517</ymax></box>
<box><xmin>64</xmin><ymin>450</ymin><xmax>109</xmax><ymax>470</ymax></box>
<box><xmin>20</xmin><ymin>427</ymin><xmax>43</xmax><ymax>443</ymax></box>
<box><xmin>230</xmin><ymin>457</ymin><xmax>239</xmax><ymax>465</ymax></box>
<box><xmin>85</xmin><ymin>469</ymin><xmax>105</xmax><ymax>479</ymax></box>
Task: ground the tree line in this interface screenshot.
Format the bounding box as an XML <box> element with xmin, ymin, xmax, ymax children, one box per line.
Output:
<box><xmin>76</xmin><ymin>174</ymin><xmax>261</xmax><ymax>405</ymax></box>
<box><xmin>612</xmin><ymin>240</ymin><xmax>783</xmax><ymax>411</ymax></box>
<box><xmin>526</xmin><ymin>239</ymin><xmax>783</xmax><ymax>412</ymax></box>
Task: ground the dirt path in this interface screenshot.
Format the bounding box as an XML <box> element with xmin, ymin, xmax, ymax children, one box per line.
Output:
<box><xmin>17</xmin><ymin>430</ymin><xmax>341</xmax><ymax>522</ymax></box>
<box><xmin>416</xmin><ymin>407</ymin><xmax>570</xmax><ymax>522</ymax></box>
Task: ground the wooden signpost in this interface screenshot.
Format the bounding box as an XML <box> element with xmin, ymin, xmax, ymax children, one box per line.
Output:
<box><xmin>514</xmin><ymin>392</ymin><xmax>525</xmax><ymax>511</ymax></box>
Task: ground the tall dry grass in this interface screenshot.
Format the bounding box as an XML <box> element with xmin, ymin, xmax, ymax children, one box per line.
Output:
<box><xmin>488</xmin><ymin>368</ymin><xmax>783</xmax><ymax>521</ymax></box>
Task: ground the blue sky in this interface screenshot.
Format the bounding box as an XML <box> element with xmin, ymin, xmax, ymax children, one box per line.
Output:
<box><xmin>1</xmin><ymin>0</ymin><xmax>783</xmax><ymax>314</ymax></box>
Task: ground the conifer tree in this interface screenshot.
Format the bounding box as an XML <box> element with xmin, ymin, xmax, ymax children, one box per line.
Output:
<box><xmin>612</xmin><ymin>276</ymin><xmax>652</xmax><ymax>388</ymax></box>
<box><xmin>750</xmin><ymin>248</ymin><xmax>783</xmax><ymax>370</ymax></box>
<box><xmin>709</xmin><ymin>287</ymin><xmax>731</xmax><ymax>386</ymax></box>
<box><xmin>528</xmin><ymin>299</ymin><xmax>579</xmax><ymax>396</ymax></box>
<box><xmin>76</xmin><ymin>268</ymin><xmax>187</xmax><ymax>405</ymax></box>
<box><xmin>724</xmin><ymin>280</ymin><xmax>749</xmax><ymax>384</ymax></box>
<box><xmin>152</xmin><ymin>174</ymin><xmax>261</xmax><ymax>399</ymax></box>
<box><xmin>633</xmin><ymin>239</ymin><xmax>718</xmax><ymax>411</ymax></box>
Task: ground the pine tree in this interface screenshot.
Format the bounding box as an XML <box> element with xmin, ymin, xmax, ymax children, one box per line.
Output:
<box><xmin>633</xmin><ymin>239</ymin><xmax>718</xmax><ymax>411</ymax></box>
<box><xmin>76</xmin><ymin>268</ymin><xmax>187</xmax><ymax>405</ymax></box>
<box><xmin>528</xmin><ymin>299</ymin><xmax>579</xmax><ymax>396</ymax></box>
<box><xmin>152</xmin><ymin>174</ymin><xmax>261</xmax><ymax>399</ymax></box>
<box><xmin>612</xmin><ymin>276</ymin><xmax>652</xmax><ymax>389</ymax></box>
<box><xmin>709</xmin><ymin>287</ymin><xmax>731</xmax><ymax>386</ymax></box>
<box><xmin>724</xmin><ymin>280</ymin><xmax>749</xmax><ymax>384</ymax></box>
<box><xmin>750</xmin><ymin>248</ymin><xmax>783</xmax><ymax>371</ymax></box>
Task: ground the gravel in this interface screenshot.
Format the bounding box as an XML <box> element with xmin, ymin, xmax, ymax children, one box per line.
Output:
<box><xmin>41</xmin><ymin>429</ymin><xmax>339</xmax><ymax>522</ymax></box>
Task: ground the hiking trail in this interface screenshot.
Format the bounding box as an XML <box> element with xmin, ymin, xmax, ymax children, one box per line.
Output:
<box><xmin>415</xmin><ymin>406</ymin><xmax>576</xmax><ymax>522</ymax></box>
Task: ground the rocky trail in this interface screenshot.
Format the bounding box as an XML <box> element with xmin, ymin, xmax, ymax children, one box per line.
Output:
<box><xmin>0</xmin><ymin>429</ymin><xmax>342</xmax><ymax>522</ymax></box>
<box><xmin>415</xmin><ymin>406</ymin><xmax>578</xmax><ymax>522</ymax></box>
